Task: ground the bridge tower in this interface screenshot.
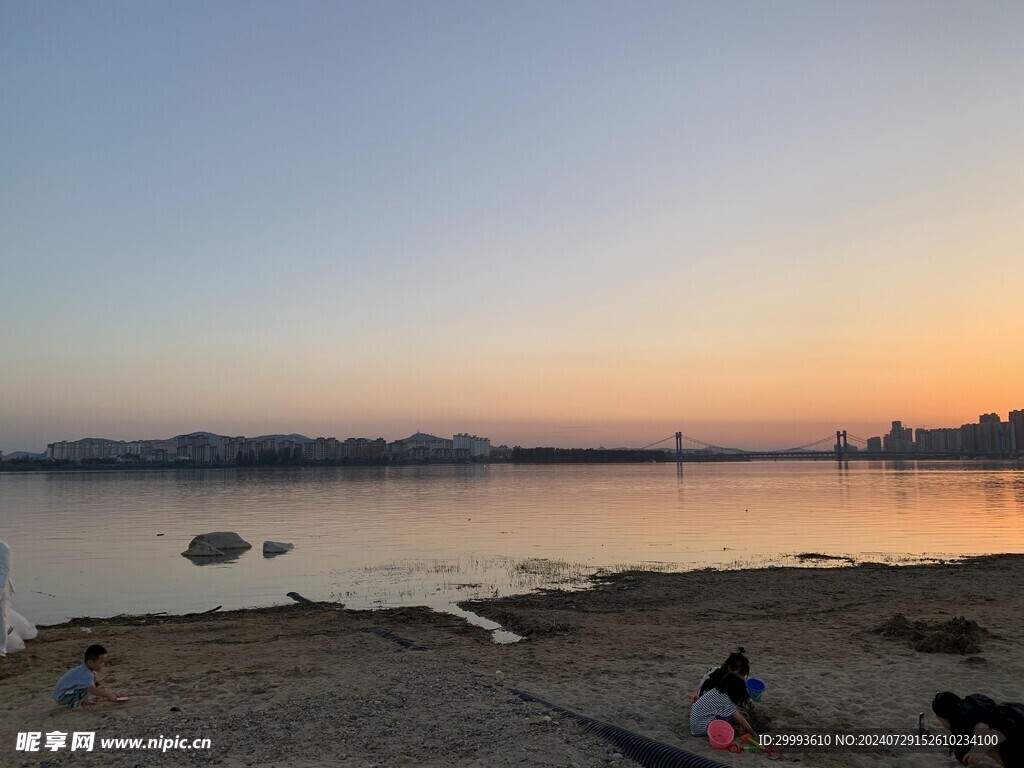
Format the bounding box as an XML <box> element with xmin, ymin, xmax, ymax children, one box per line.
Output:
<box><xmin>835</xmin><ymin>430</ymin><xmax>848</xmax><ymax>460</ymax></box>
<box><xmin>675</xmin><ymin>432</ymin><xmax>682</xmax><ymax>461</ymax></box>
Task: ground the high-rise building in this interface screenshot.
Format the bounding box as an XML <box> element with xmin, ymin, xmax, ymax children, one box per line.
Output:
<box><xmin>959</xmin><ymin>416</ymin><xmax>1016</xmax><ymax>455</ymax></box>
<box><xmin>389</xmin><ymin>433</ymin><xmax>453</xmax><ymax>460</ymax></box>
<box><xmin>48</xmin><ymin>438</ymin><xmax>175</xmax><ymax>462</ymax></box>
<box><xmin>884</xmin><ymin>421</ymin><xmax>912</xmax><ymax>451</ymax></box>
<box><xmin>176</xmin><ymin>433</ymin><xmax>224</xmax><ymax>463</ymax></box>
<box><xmin>453</xmin><ymin>433</ymin><xmax>491</xmax><ymax>458</ymax></box>
<box><xmin>303</xmin><ymin>437</ymin><xmax>339</xmax><ymax>461</ymax></box>
<box><xmin>223</xmin><ymin>436</ymin><xmax>249</xmax><ymax>464</ymax></box>
<box><xmin>338</xmin><ymin>438</ymin><xmax>388</xmax><ymax>461</ymax></box>
<box><xmin>1009</xmin><ymin>410</ymin><xmax>1024</xmax><ymax>453</ymax></box>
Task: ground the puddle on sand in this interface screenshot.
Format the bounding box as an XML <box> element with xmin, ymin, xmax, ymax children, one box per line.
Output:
<box><xmin>443</xmin><ymin>604</ymin><xmax>524</xmax><ymax>644</ymax></box>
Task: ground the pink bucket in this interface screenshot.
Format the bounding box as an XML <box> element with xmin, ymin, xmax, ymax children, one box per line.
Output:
<box><xmin>707</xmin><ymin>719</ymin><xmax>735</xmax><ymax>749</ymax></box>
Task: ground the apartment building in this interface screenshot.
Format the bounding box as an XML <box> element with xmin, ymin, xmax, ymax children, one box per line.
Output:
<box><xmin>453</xmin><ymin>433</ymin><xmax>491</xmax><ymax>458</ymax></box>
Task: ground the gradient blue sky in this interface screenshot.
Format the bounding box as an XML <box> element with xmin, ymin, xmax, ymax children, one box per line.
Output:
<box><xmin>2</xmin><ymin>1</ymin><xmax>1023</xmax><ymax>453</ymax></box>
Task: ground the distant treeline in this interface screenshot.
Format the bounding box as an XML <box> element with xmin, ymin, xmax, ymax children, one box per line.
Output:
<box><xmin>511</xmin><ymin>447</ymin><xmax>670</xmax><ymax>463</ymax></box>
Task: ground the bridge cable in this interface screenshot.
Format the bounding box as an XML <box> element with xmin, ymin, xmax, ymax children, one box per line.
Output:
<box><xmin>637</xmin><ymin>436</ymin><xmax>676</xmax><ymax>451</ymax></box>
<box><xmin>650</xmin><ymin>432</ymin><xmax>853</xmax><ymax>455</ymax></box>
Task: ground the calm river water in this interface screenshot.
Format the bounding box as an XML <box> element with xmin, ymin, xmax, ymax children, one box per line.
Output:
<box><xmin>2</xmin><ymin>461</ymin><xmax>1022</xmax><ymax>625</ymax></box>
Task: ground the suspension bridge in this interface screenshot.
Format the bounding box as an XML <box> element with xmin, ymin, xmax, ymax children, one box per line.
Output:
<box><xmin>637</xmin><ymin>431</ymin><xmax>1015</xmax><ymax>461</ymax></box>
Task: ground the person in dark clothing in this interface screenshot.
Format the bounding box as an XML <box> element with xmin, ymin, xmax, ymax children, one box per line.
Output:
<box><xmin>932</xmin><ymin>691</ymin><xmax>1024</xmax><ymax>767</ymax></box>
<box><xmin>698</xmin><ymin>647</ymin><xmax>750</xmax><ymax>697</ymax></box>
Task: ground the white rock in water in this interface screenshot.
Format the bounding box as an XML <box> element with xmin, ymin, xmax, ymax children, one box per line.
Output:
<box><xmin>181</xmin><ymin>541</ymin><xmax>226</xmax><ymax>558</ymax></box>
<box><xmin>263</xmin><ymin>541</ymin><xmax>295</xmax><ymax>554</ymax></box>
<box><xmin>494</xmin><ymin>670</ymin><xmax>505</xmax><ymax>684</ymax></box>
<box><xmin>187</xmin><ymin>532</ymin><xmax>252</xmax><ymax>551</ymax></box>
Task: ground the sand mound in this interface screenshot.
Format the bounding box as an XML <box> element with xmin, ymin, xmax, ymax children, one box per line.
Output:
<box><xmin>875</xmin><ymin>613</ymin><xmax>989</xmax><ymax>654</ymax></box>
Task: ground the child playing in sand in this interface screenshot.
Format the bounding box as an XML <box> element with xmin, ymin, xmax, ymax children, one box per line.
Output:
<box><xmin>697</xmin><ymin>647</ymin><xmax>750</xmax><ymax>698</ymax></box>
<box><xmin>690</xmin><ymin>672</ymin><xmax>756</xmax><ymax>737</ymax></box>
<box><xmin>52</xmin><ymin>644</ymin><xmax>121</xmax><ymax>708</ymax></box>
<box><xmin>691</xmin><ymin>646</ymin><xmax>773</xmax><ymax>737</ymax></box>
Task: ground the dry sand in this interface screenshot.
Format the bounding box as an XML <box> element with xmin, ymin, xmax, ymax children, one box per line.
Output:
<box><xmin>2</xmin><ymin>555</ymin><xmax>1022</xmax><ymax>767</ymax></box>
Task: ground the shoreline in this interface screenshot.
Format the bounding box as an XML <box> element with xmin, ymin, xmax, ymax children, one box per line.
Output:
<box><xmin>3</xmin><ymin>555</ymin><xmax>1022</xmax><ymax>766</ymax></box>
<box><xmin>22</xmin><ymin>550</ymin><xmax>992</xmax><ymax>626</ymax></box>
<box><xmin>17</xmin><ymin>550</ymin><xmax>1001</xmax><ymax>631</ymax></box>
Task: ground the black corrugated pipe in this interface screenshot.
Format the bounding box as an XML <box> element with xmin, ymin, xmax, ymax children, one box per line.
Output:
<box><xmin>509</xmin><ymin>688</ymin><xmax>734</xmax><ymax>768</ymax></box>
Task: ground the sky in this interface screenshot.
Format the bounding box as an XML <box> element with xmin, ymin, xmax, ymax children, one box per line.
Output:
<box><xmin>2</xmin><ymin>0</ymin><xmax>1023</xmax><ymax>453</ymax></box>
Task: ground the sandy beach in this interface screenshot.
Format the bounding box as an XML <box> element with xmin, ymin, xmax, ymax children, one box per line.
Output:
<box><xmin>2</xmin><ymin>554</ymin><xmax>1022</xmax><ymax>768</ymax></box>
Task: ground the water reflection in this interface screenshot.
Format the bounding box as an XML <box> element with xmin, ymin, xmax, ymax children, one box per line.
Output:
<box><xmin>1</xmin><ymin>461</ymin><xmax>1021</xmax><ymax>624</ymax></box>
<box><xmin>444</xmin><ymin>605</ymin><xmax>524</xmax><ymax>644</ymax></box>
<box><xmin>184</xmin><ymin>552</ymin><xmax>245</xmax><ymax>567</ymax></box>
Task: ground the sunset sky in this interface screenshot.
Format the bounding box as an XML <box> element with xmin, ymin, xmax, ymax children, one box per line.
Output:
<box><xmin>2</xmin><ymin>1</ymin><xmax>1023</xmax><ymax>453</ymax></box>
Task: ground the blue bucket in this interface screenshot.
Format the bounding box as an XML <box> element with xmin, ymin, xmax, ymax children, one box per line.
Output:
<box><xmin>747</xmin><ymin>677</ymin><xmax>766</xmax><ymax>702</ymax></box>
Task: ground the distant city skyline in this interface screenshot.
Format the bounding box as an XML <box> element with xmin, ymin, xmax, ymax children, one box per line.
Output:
<box><xmin>4</xmin><ymin>407</ymin><xmax>1023</xmax><ymax>456</ymax></box>
<box><xmin>3</xmin><ymin>2</ymin><xmax>1022</xmax><ymax>457</ymax></box>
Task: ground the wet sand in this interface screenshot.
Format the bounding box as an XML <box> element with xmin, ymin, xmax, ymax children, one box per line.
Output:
<box><xmin>2</xmin><ymin>555</ymin><xmax>1022</xmax><ymax>767</ymax></box>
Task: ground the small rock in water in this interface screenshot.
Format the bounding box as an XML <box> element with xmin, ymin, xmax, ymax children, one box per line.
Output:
<box><xmin>181</xmin><ymin>541</ymin><xmax>226</xmax><ymax>558</ymax></box>
<box><xmin>188</xmin><ymin>532</ymin><xmax>252</xmax><ymax>551</ymax></box>
<box><xmin>494</xmin><ymin>670</ymin><xmax>504</xmax><ymax>684</ymax></box>
<box><xmin>263</xmin><ymin>541</ymin><xmax>295</xmax><ymax>555</ymax></box>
